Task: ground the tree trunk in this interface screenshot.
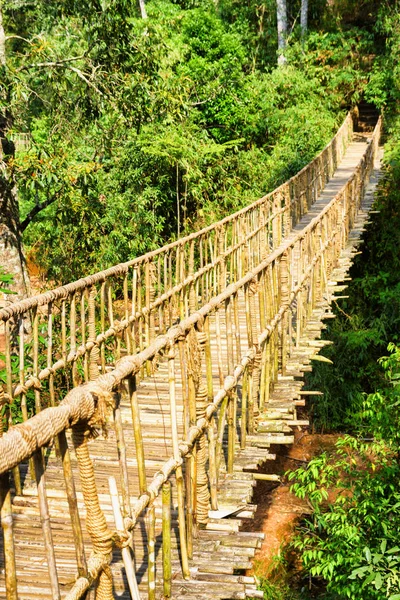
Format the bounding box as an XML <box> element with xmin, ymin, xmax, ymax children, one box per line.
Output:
<box><xmin>276</xmin><ymin>0</ymin><xmax>288</xmax><ymax>66</ymax></box>
<box><xmin>0</xmin><ymin>3</ymin><xmax>29</xmax><ymax>304</ymax></box>
<box><xmin>138</xmin><ymin>0</ymin><xmax>147</xmax><ymax>19</ymax></box>
<box><xmin>0</xmin><ymin>158</ymin><xmax>30</xmax><ymax>303</ymax></box>
<box><xmin>301</xmin><ymin>0</ymin><xmax>309</xmax><ymax>37</ymax></box>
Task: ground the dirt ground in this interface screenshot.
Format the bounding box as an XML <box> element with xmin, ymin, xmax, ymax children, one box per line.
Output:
<box><xmin>246</xmin><ymin>431</ymin><xmax>340</xmax><ymax>575</ymax></box>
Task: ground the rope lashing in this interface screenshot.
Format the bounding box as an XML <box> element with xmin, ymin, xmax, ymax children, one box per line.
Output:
<box><xmin>71</xmin><ymin>387</ymin><xmax>116</xmax><ymax>600</ymax></box>
<box><xmin>194</xmin><ymin>328</ymin><xmax>211</xmax><ymax>526</ymax></box>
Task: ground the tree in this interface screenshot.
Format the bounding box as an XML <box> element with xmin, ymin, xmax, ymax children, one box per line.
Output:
<box><xmin>276</xmin><ymin>0</ymin><xmax>288</xmax><ymax>65</ymax></box>
<box><xmin>0</xmin><ymin>2</ymin><xmax>29</xmax><ymax>301</ymax></box>
<box><xmin>301</xmin><ymin>0</ymin><xmax>308</xmax><ymax>37</ymax></box>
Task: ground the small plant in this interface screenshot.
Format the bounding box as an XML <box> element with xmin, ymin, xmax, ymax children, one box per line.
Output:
<box><xmin>0</xmin><ymin>267</ymin><xmax>16</xmax><ymax>295</ymax></box>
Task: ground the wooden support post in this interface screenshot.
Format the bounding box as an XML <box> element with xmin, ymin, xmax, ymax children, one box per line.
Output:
<box><xmin>240</xmin><ymin>369</ymin><xmax>248</xmax><ymax>450</ymax></box>
<box><xmin>58</xmin><ymin>430</ymin><xmax>87</xmax><ymax>577</ymax></box>
<box><xmin>168</xmin><ymin>342</ymin><xmax>190</xmax><ymax>579</ymax></box>
<box><xmin>162</xmin><ymin>481</ymin><xmax>172</xmax><ymax>598</ymax></box>
<box><xmin>227</xmin><ymin>393</ymin><xmax>235</xmax><ymax>475</ymax></box>
<box><xmin>109</xmin><ymin>477</ymin><xmax>140</xmax><ymax>600</ymax></box>
<box><xmin>147</xmin><ymin>504</ymin><xmax>156</xmax><ymax>600</ymax></box>
<box><xmin>128</xmin><ymin>375</ymin><xmax>147</xmax><ymax>496</ymax></box>
<box><xmin>0</xmin><ymin>472</ymin><xmax>17</xmax><ymax>600</ymax></box>
<box><xmin>33</xmin><ymin>450</ymin><xmax>61</xmax><ymax>600</ymax></box>
<box><xmin>114</xmin><ymin>396</ymin><xmax>132</xmax><ymax>517</ymax></box>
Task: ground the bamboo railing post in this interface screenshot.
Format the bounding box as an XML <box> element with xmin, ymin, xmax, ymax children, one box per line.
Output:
<box><xmin>185</xmin><ymin>334</ymin><xmax>197</xmax><ymax>557</ymax></box>
<box><xmin>5</xmin><ymin>320</ymin><xmax>22</xmax><ymax>495</ymax></box>
<box><xmin>279</xmin><ymin>251</ymin><xmax>290</xmax><ymax>375</ymax></box>
<box><xmin>88</xmin><ymin>287</ymin><xmax>100</xmax><ymax>382</ymax></box>
<box><xmin>132</xmin><ymin>267</ymin><xmax>138</xmax><ymax>355</ymax></box>
<box><xmin>58</xmin><ymin>429</ymin><xmax>87</xmax><ymax>577</ymax></box>
<box><xmin>204</xmin><ymin>315</ymin><xmax>218</xmax><ymax>509</ymax></box>
<box><xmin>189</xmin><ymin>239</ymin><xmax>197</xmax><ymax>313</ymax></box>
<box><xmin>70</xmin><ymin>293</ymin><xmax>80</xmax><ymax>387</ymax></box>
<box><xmin>216</xmin><ymin>395</ymin><xmax>229</xmax><ymax>474</ymax></box>
<box><xmin>249</xmin><ymin>279</ymin><xmax>261</xmax><ymax>427</ymax></box>
<box><xmin>114</xmin><ymin>394</ymin><xmax>132</xmax><ymax>518</ymax></box>
<box><xmin>33</xmin><ymin>450</ymin><xmax>61</xmax><ymax>600</ymax></box>
<box><xmin>168</xmin><ymin>342</ymin><xmax>190</xmax><ymax>579</ymax></box>
<box><xmin>233</xmin><ymin>292</ymin><xmax>241</xmax><ymax>367</ymax></box>
<box><xmin>194</xmin><ymin>330</ymin><xmax>210</xmax><ymax>528</ymax></box>
<box><xmin>162</xmin><ymin>481</ymin><xmax>172</xmax><ymax>598</ymax></box>
<box><xmin>81</xmin><ymin>291</ymin><xmax>89</xmax><ymax>381</ymax></box>
<box><xmin>100</xmin><ymin>282</ymin><xmax>106</xmax><ymax>373</ymax></box>
<box><xmin>108</xmin><ymin>476</ymin><xmax>140</xmax><ymax>600</ymax></box>
<box><xmin>0</xmin><ymin>471</ymin><xmax>17</xmax><ymax>600</ymax></box>
<box><xmin>227</xmin><ymin>392</ymin><xmax>235</xmax><ymax>475</ymax></box>
<box><xmin>123</xmin><ymin>273</ymin><xmax>132</xmax><ymax>355</ymax></box>
<box><xmin>147</xmin><ymin>504</ymin><xmax>156</xmax><ymax>600</ymax></box>
<box><xmin>128</xmin><ymin>375</ymin><xmax>147</xmax><ymax>496</ymax></box>
<box><xmin>240</xmin><ymin>369</ymin><xmax>248</xmax><ymax>449</ymax></box>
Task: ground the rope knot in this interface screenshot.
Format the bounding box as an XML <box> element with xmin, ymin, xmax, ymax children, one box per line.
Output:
<box><xmin>113</xmin><ymin>529</ymin><xmax>132</xmax><ymax>549</ymax></box>
<box><xmin>31</xmin><ymin>377</ymin><xmax>42</xmax><ymax>391</ymax></box>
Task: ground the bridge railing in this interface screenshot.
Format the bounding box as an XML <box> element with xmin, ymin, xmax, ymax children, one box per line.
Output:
<box><xmin>0</xmin><ymin>114</ymin><xmax>353</xmax><ymax>438</ymax></box>
<box><xmin>0</xmin><ymin>117</ymin><xmax>381</xmax><ymax>600</ymax></box>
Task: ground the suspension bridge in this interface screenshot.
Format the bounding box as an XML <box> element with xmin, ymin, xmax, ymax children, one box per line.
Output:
<box><xmin>0</xmin><ymin>108</ymin><xmax>382</xmax><ymax>600</ymax></box>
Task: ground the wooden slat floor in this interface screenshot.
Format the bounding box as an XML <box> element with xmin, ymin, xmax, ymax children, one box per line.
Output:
<box><xmin>0</xmin><ymin>137</ymin><xmax>382</xmax><ymax>600</ymax></box>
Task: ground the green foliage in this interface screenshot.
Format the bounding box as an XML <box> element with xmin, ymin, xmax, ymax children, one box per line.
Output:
<box><xmin>1</xmin><ymin>0</ymin><xmax>377</xmax><ymax>283</ymax></box>
<box><xmin>0</xmin><ymin>268</ymin><xmax>16</xmax><ymax>295</ymax></box>
<box><xmin>288</xmin><ymin>346</ymin><xmax>400</xmax><ymax>599</ymax></box>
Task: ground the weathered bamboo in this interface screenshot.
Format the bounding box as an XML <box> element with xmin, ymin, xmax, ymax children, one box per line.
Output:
<box><xmin>108</xmin><ymin>476</ymin><xmax>140</xmax><ymax>600</ymax></box>
<box><xmin>114</xmin><ymin>395</ymin><xmax>131</xmax><ymax>517</ymax></box>
<box><xmin>168</xmin><ymin>343</ymin><xmax>190</xmax><ymax>579</ymax></box>
<box><xmin>147</xmin><ymin>503</ymin><xmax>156</xmax><ymax>600</ymax></box>
<box><xmin>0</xmin><ymin>472</ymin><xmax>17</xmax><ymax>600</ymax></box>
<box><xmin>58</xmin><ymin>430</ymin><xmax>87</xmax><ymax>577</ymax></box>
<box><xmin>216</xmin><ymin>395</ymin><xmax>229</xmax><ymax>475</ymax></box>
<box><xmin>240</xmin><ymin>369</ymin><xmax>248</xmax><ymax>449</ymax></box>
<box><xmin>162</xmin><ymin>481</ymin><xmax>172</xmax><ymax>599</ymax></box>
<box><xmin>227</xmin><ymin>393</ymin><xmax>235</xmax><ymax>475</ymax></box>
<box><xmin>33</xmin><ymin>450</ymin><xmax>61</xmax><ymax>600</ymax></box>
<box><xmin>128</xmin><ymin>375</ymin><xmax>147</xmax><ymax>495</ymax></box>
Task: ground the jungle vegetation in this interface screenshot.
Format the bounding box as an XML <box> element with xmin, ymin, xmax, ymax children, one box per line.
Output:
<box><xmin>0</xmin><ymin>0</ymin><xmax>384</xmax><ymax>287</ymax></box>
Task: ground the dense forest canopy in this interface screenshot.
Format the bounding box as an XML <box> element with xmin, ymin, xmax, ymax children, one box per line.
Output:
<box><xmin>0</xmin><ymin>0</ymin><xmax>396</xmax><ymax>288</ymax></box>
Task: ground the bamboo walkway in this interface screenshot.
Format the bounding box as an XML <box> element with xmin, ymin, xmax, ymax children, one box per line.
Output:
<box><xmin>0</xmin><ymin>114</ymin><xmax>382</xmax><ymax>600</ymax></box>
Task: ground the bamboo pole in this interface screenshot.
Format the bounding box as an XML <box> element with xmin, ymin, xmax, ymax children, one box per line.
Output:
<box><xmin>216</xmin><ymin>395</ymin><xmax>229</xmax><ymax>475</ymax></box>
<box><xmin>108</xmin><ymin>476</ymin><xmax>140</xmax><ymax>600</ymax></box>
<box><xmin>70</xmin><ymin>293</ymin><xmax>79</xmax><ymax>387</ymax></box>
<box><xmin>168</xmin><ymin>342</ymin><xmax>190</xmax><ymax>579</ymax></box>
<box><xmin>240</xmin><ymin>370</ymin><xmax>248</xmax><ymax>450</ymax></box>
<box><xmin>147</xmin><ymin>504</ymin><xmax>156</xmax><ymax>600</ymax></box>
<box><xmin>114</xmin><ymin>396</ymin><xmax>132</xmax><ymax>517</ymax></box>
<box><xmin>227</xmin><ymin>393</ymin><xmax>235</xmax><ymax>475</ymax></box>
<box><xmin>128</xmin><ymin>375</ymin><xmax>147</xmax><ymax>496</ymax></box>
<box><xmin>0</xmin><ymin>472</ymin><xmax>17</xmax><ymax>600</ymax></box>
<box><xmin>58</xmin><ymin>430</ymin><xmax>87</xmax><ymax>577</ymax></box>
<box><xmin>162</xmin><ymin>481</ymin><xmax>172</xmax><ymax>598</ymax></box>
<box><xmin>33</xmin><ymin>450</ymin><xmax>61</xmax><ymax>599</ymax></box>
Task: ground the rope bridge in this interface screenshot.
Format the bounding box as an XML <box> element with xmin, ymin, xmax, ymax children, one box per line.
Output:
<box><xmin>0</xmin><ymin>112</ymin><xmax>381</xmax><ymax>599</ymax></box>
